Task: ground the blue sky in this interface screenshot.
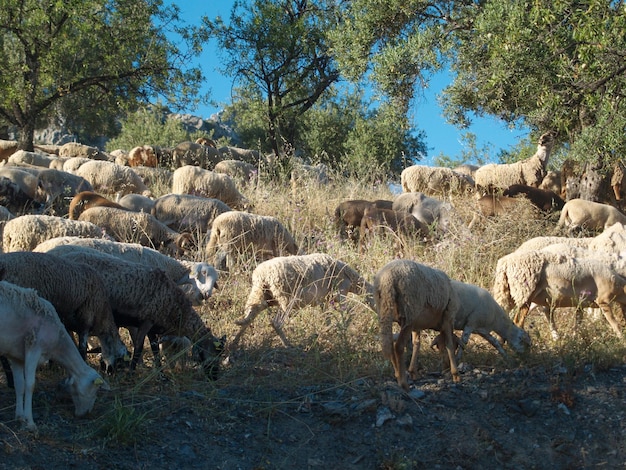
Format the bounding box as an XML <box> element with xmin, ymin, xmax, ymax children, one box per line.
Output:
<box><xmin>170</xmin><ymin>1</ymin><xmax>528</xmax><ymax>163</ymax></box>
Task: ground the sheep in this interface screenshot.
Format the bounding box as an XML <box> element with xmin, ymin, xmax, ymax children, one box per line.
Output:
<box><xmin>7</xmin><ymin>149</ymin><xmax>58</xmax><ymax>168</ymax></box>
<box><xmin>400</xmin><ymin>165</ymin><xmax>474</xmax><ymax>196</ymax></box>
<box><xmin>0</xmin><ymin>279</ymin><xmax>109</xmax><ymax>430</ymax></box>
<box><xmin>514</xmin><ymin>235</ymin><xmax>592</xmax><ymax>254</ymax></box>
<box><xmin>117</xmin><ymin>193</ymin><xmax>156</xmax><ymax>213</ymax></box>
<box><xmin>195</xmin><ymin>136</ymin><xmax>217</xmax><ymax>148</ymax></box>
<box><xmin>58</xmin><ymin>142</ymin><xmax>108</xmax><ymax>160</ymax></box>
<box><xmin>428</xmin><ymin>280</ymin><xmax>531</xmax><ymax>365</ymax></box>
<box><xmin>34</xmin><ymin>236</ymin><xmax>219</xmax><ymax>305</ymax></box>
<box><xmin>557</xmin><ymin>198</ymin><xmax>626</xmax><ymax>233</ymax></box>
<box><xmin>77</xmin><ymin>206</ymin><xmax>193</xmax><ymax>256</ymax></box>
<box><xmin>492</xmin><ymin>250</ymin><xmax>626</xmax><ymax>340</ymax></box>
<box><xmin>0</xmin><ymin>167</ymin><xmax>46</xmax><ymax>203</ymax></box>
<box><xmin>73</xmin><ymin>160</ymin><xmax>152</xmax><ymax>197</ymax></box>
<box><xmin>0</xmin><ymin>139</ymin><xmax>18</xmax><ymax>161</ymax></box>
<box><xmin>205</xmin><ymin>211</ymin><xmax>298</xmax><ymax>270</ymax></box>
<box><xmin>171</xmin><ymin>141</ymin><xmax>222</xmax><ymax>169</ymax></box>
<box><xmin>214</xmin><ymin>159</ymin><xmax>258</xmax><ymax>185</ymax></box>
<box><xmin>62</xmin><ymin>157</ymin><xmax>92</xmax><ymax>173</ymax></box>
<box><xmin>2</xmin><ymin>214</ymin><xmax>109</xmax><ymax>252</ymax></box>
<box><xmin>453</xmin><ymin>163</ymin><xmax>479</xmax><ymax>178</ymax></box>
<box><xmin>373</xmin><ymin>259</ymin><xmax>460</xmax><ymax>390</ymax></box>
<box><xmin>151</xmin><ymin>193</ymin><xmax>232</xmax><ymax>233</ymax></box>
<box><xmin>502</xmin><ymin>184</ymin><xmax>565</xmax><ymax>212</ymax></box>
<box><xmin>333</xmin><ymin>199</ymin><xmax>393</xmax><ymax>242</ymax></box>
<box><xmin>467</xmin><ymin>195</ymin><xmax>536</xmax><ymax>230</ymax></box>
<box><xmin>474</xmin><ymin>132</ymin><xmax>555</xmax><ymax>193</ymax></box>
<box><xmin>127</xmin><ymin>145</ymin><xmax>157</xmax><ymax>168</ymax></box>
<box><xmin>359</xmin><ymin>206</ymin><xmax>429</xmax><ymax>254</ymax></box>
<box><xmin>32</xmin><ymin>168</ymin><xmax>94</xmax><ymax>207</ymax></box>
<box><xmin>392</xmin><ymin>192</ymin><xmax>456</xmax><ymax>234</ymax></box>
<box><xmin>0</xmin><ymin>176</ymin><xmax>41</xmax><ymax>214</ymax></box>
<box><xmin>172</xmin><ymin>165</ymin><xmax>249</xmax><ymax>209</ymax></box>
<box><xmin>68</xmin><ymin>191</ymin><xmax>125</xmax><ymax>220</ymax></box>
<box><xmin>231</xmin><ymin>253</ymin><xmax>374</xmax><ymax>349</ymax></box>
<box><xmin>0</xmin><ymin>252</ymin><xmax>129</xmax><ymax>372</ymax></box>
<box><xmin>539</xmin><ymin>170</ymin><xmax>562</xmax><ymax>197</ymax></box>
<box><xmin>217</xmin><ymin>145</ymin><xmax>262</xmax><ymax>165</ymax></box>
<box><xmin>290</xmin><ymin>163</ymin><xmax>329</xmax><ymax>195</ymax></box>
<box><xmin>110</xmin><ymin>149</ymin><xmax>129</xmax><ymax>166</ymax></box>
<box><xmin>42</xmin><ymin>245</ymin><xmax>225</xmax><ymax>374</ymax></box>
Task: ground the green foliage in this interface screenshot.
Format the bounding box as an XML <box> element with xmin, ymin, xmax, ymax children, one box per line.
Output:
<box><xmin>105</xmin><ymin>107</ymin><xmax>194</xmax><ymax>151</ymax></box>
<box><xmin>0</xmin><ymin>0</ymin><xmax>208</xmax><ymax>149</ymax></box>
<box><xmin>88</xmin><ymin>396</ymin><xmax>150</xmax><ymax>446</ymax></box>
<box><xmin>432</xmin><ymin>132</ymin><xmax>494</xmax><ymax>167</ymax></box>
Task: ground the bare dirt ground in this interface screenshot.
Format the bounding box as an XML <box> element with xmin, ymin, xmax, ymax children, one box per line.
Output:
<box><xmin>1</xmin><ymin>343</ymin><xmax>625</xmax><ymax>470</ymax></box>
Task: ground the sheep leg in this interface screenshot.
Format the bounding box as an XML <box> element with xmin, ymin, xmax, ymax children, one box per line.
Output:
<box><xmin>407</xmin><ymin>329</ymin><xmax>421</xmax><ymax>380</ymax></box>
<box><xmin>129</xmin><ymin>321</ymin><xmax>155</xmax><ymax>370</ymax></box>
<box><xmin>541</xmin><ymin>307</ymin><xmax>560</xmax><ymax>340</ymax></box>
<box><xmin>147</xmin><ymin>331</ymin><xmax>162</xmax><ymax>367</ymax></box>
<box><xmin>393</xmin><ymin>325</ymin><xmax>412</xmax><ymax>391</ymax></box>
<box><xmin>474</xmin><ymin>331</ymin><xmax>509</xmax><ymax>360</ymax></box>
<box><xmin>598</xmin><ymin>303</ymin><xmax>625</xmax><ymax>339</ymax></box>
<box><xmin>271</xmin><ymin>309</ymin><xmax>292</xmax><ymax>347</ymax></box>
<box><xmin>10</xmin><ymin>361</ymin><xmax>27</xmax><ymax>425</ymax></box>
<box><xmin>513</xmin><ymin>305</ymin><xmax>531</xmax><ymax>327</ymax></box>
<box><xmin>441</xmin><ymin>324</ymin><xmax>460</xmax><ymax>383</ymax></box>
<box><xmin>1</xmin><ymin>355</ymin><xmax>14</xmax><ymax>389</ymax></box>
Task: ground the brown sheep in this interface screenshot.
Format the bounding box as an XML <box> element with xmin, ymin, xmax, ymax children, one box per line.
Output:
<box><xmin>69</xmin><ymin>191</ymin><xmax>126</xmax><ymax>220</ymax></box>
<box><xmin>127</xmin><ymin>145</ymin><xmax>158</xmax><ymax>168</ymax></box>
<box><xmin>333</xmin><ymin>199</ymin><xmax>393</xmax><ymax>242</ymax></box>
<box><xmin>502</xmin><ymin>184</ymin><xmax>565</xmax><ymax>212</ymax></box>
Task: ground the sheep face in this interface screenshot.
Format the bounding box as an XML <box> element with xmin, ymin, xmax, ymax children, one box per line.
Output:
<box><xmin>61</xmin><ymin>369</ymin><xmax>110</xmax><ymax>417</ymax></box>
<box><xmin>506</xmin><ymin>327</ymin><xmax>532</xmax><ymax>354</ymax></box>
<box><xmin>193</xmin><ymin>333</ymin><xmax>226</xmax><ymax>380</ymax></box>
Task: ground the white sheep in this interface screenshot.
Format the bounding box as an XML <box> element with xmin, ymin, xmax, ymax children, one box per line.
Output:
<box><xmin>73</xmin><ymin>160</ymin><xmax>152</xmax><ymax>197</ymax></box>
<box><xmin>214</xmin><ymin>159</ymin><xmax>258</xmax><ymax>185</ymax></box>
<box><xmin>117</xmin><ymin>193</ymin><xmax>156</xmax><ymax>213</ymax></box>
<box><xmin>77</xmin><ymin>206</ymin><xmax>193</xmax><ymax>256</ymax></box>
<box><xmin>151</xmin><ymin>193</ymin><xmax>232</xmax><ymax>233</ymax></box>
<box><xmin>62</xmin><ymin>157</ymin><xmax>92</xmax><ymax>173</ymax></box>
<box><xmin>392</xmin><ymin>192</ymin><xmax>456</xmax><ymax>234</ymax></box>
<box><xmin>0</xmin><ymin>167</ymin><xmax>46</xmax><ymax>203</ymax></box>
<box><xmin>171</xmin><ymin>141</ymin><xmax>222</xmax><ymax>169</ymax></box>
<box><xmin>231</xmin><ymin>253</ymin><xmax>374</xmax><ymax>349</ymax></box>
<box><xmin>7</xmin><ymin>149</ymin><xmax>59</xmax><ymax>168</ymax></box>
<box><xmin>400</xmin><ymin>165</ymin><xmax>474</xmax><ymax>196</ymax></box>
<box><xmin>0</xmin><ymin>280</ymin><xmax>109</xmax><ymax>430</ymax></box>
<box><xmin>474</xmin><ymin>132</ymin><xmax>555</xmax><ymax>193</ymax></box>
<box><xmin>217</xmin><ymin>145</ymin><xmax>262</xmax><ymax>165</ymax></box>
<box><xmin>172</xmin><ymin>165</ymin><xmax>249</xmax><ymax>210</ymax></box>
<box><xmin>31</xmin><ymin>168</ymin><xmax>94</xmax><ymax>206</ymax></box>
<box><xmin>2</xmin><ymin>214</ymin><xmax>109</xmax><ymax>252</ymax></box>
<box><xmin>34</xmin><ymin>236</ymin><xmax>219</xmax><ymax>305</ymax></box>
<box><xmin>42</xmin><ymin>245</ymin><xmax>225</xmax><ymax>374</ymax></box>
<box><xmin>428</xmin><ymin>280</ymin><xmax>531</xmax><ymax>365</ymax></box>
<box><xmin>556</xmin><ymin>198</ymin><xmax>626</xmax><ymax>233</ymax></box>
<box><xmin>0</xmin><ymin>251</ymin><xmax>129</xmax><ymax>372</ymax></box>
<box><xmin>373</xmin><ymin>259</ymin><xmax>460</xmax><ymax>390</ymax></box>
<box><xmin>58</xmin><ymin>142</ymin><xmax>108</xmax><ymax>160</ymax></box>
<box><xmin>492</xmin><ymin>250</ymin><xmax>626</xmax><ymax>340</ymax></box>
<box><xmin>205</xmin><ymin>211</ymin><xmax>298</xmax><ymax>270</ymax></box>
<box><xmin>0</xmin><ymin>176</ymin><xmax>41</xmax><ymax>215</ymax></box>
<box><xmin>290</xmin><ymin>162</ymin><xmax>329</xmax><ymax>195</ymax></box>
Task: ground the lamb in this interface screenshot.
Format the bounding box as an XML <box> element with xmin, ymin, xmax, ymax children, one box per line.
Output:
<box><xmin>429</xmin><ymin>280</ymin><xmax>531</xmax><ymax>364</ymax></box>
<box><xmin>127</xmin><ymin>145</ymin><xmax>158</xmax><ymax>167</ymax></box>
<box><xmin>68</xmin><ymin>191</ymin><xmax>125</xmax><ymax>220</ymax></box>
<box><xmin>400</xmin><ymin>165</ymin><xmax>474</xmax><ymax>196</ymax></box>
<box><xmin>474</xmin><ymin>132</ymin><xmax>555</xmax><ymax>193</ymax></box>
<box><xmin>0</xmin><ymin>252</ymin><xmax>129</xmax><ymax>372</ymax></box>
<box><xmin>231</xmin><ymin>253</ymin><xmax>374</xmax><ymax>349</ymax></box>
<box><xmin>373</xmin><ymin>259</ymin><xmax>460</xmax><ymax>390</ymax></box>
<box><xmin>117</xmin><ymin>193</ymin><xmax>156</xmax><ymax>213</ymax></box>
<box><xmin>42</xmin><ymin>245</ymin><xmax>225</xmax><ymax>374</ymax></box>
<box><xmin>492</xmin><ymin>250</ymin><xmax>626</xmax><ymax>340</ymax></box>
<box><xmin>34</xmin><ymin>236</ymin><xmax>219</xmax><ymax>305</ymax></box>
<box><xmin>556</xmin><ymin>198</ymin><xmax>626</xmax><ymax>233</ymax></box>
<box><xmin>205</xmin><ymin>211</ymin><xmax>298</xmax><ymax>270</ymax></box>
<box><xmin>77</xmin><ymin>206</ymin><xmax>193</xmax><ymax>256</ymax></box>
<box><xmin>333</xmin><ymin>199</ymin><xmax>393</xmax><ymax>242</ymax></box>
<box><xmin>2</xmin><ymin>214</ymin><xmax>109</xmax><ymax>252</ymax></box>
<box><xmin>214</xmin><ymin>159</ymin><xmax>258</xmax><ymax>185</ymax></box>
<box><xmin>172</xmin><ymin>165</ymin><xmax>249</xmax><ymax>209</ymax></box>
<box><xmin>502</xmin><ymin>184</ymin><xmax>565</xmax><ymax>212</ymax></box>
<box><xmin>0</xmin><ymin>279</ymin><xmax>109</xmax><ymax>430</ymax></box>
<box><xmin>359</xmin><ymin>206</ymin><xmax>429</xmax><ymax>254</ymax></box>
<box><xmin>171</xmin><ymin>141</ymin><xmax>222</xmax><ymax>169</ymax></box>
<box><xmin>392</xmin><ymin>192</ymin><xmax>456</xmax><ymax>234</ymax></box>
<box><xmin>151</xmin><ymin>193</ymin><xmax>232</xmax><ymax>233</ymax></box>
<box><xmin>72</xmin><ymin>160</ymin><xmax>152</xmax><ymax>197</ymax></box>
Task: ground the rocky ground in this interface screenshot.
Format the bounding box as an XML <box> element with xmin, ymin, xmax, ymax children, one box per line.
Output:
<box><xmin>1</xmin><ymin>350</ymin><xmax>625</xmax><ymax>470</ymax></box>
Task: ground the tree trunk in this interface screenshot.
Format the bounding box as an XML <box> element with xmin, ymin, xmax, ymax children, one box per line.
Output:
<box><xmin>17</xmin><ymin>120</ymin><xmax>36</xmax><ymax>152</ymax></box>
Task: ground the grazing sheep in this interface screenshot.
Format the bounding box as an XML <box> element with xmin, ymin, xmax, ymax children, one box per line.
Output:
<box><xmin>0</xmin><ymin>167</ymin><xmax>46</xmax><ymax>203</ymax></box>
<box><xmin>373</xmin><ymin>259</ymin><xmax>460</xmax><ymax>390</ymax></box>
<box><xmin>7</xmin><ymin>149</ymin><xmax>58</xmax><ymax>168</ymax></box>
<box><xmin>359</xmin><ymin>206</ymin><xmax>429</xmax><ymax>254</ymax></box>
<box><xmin>0</xmin><ymin>176</ymin><xmax>41</xmax><ymax>214</ymax></box>
<box><xmin>214</xmin><ymin>159</ymin><xmax>258</xmax><ymax>185</ymax></box>
<box><xmin>474</xmin><ymin>132</ymin><xmax>555</xmax><ymax>193</ymax></box>
<box><xmin>429</xmin><ymin>280</ymin><xmax>531</xmax><ymax>364</ymax></box>
<box><xmin>127</xmin><ymin>145</ymin><xmax>157</xmax><ymax>168</ymax></box>
<box><xmin>171</xmin><ymin>141</ymin><xmax>222</xmax><ymax>169</ymax></box>
<box><xmin>0</xmin><ymin>252</ymin><xmax>129</xmax><ymax>372</ymax></box>
<box><xmin>117</xmin><ymin>193</ymin><xmax>156</xmax><ymax>213</ymax></box>
<box><xmin>33</xmin><ymin>168</ymin><xmax>94</xmax><ymax>207</ymax></box>
<box><xmin>172</xmin><ymin>165</ymin><xmax>249</xmax><ymax>209</ymax></box>
<box><xmin>468</xmin><ymin>195</ymin><xmax>538</xmax><ymax>230</ymax></box>
<box><xmin>453</xmin><ymin>163</ymin><xmax>479</xmax><ymax>178</ymax></box>
<box><xmin>502</xmin><ymin>184</ymin><xmax>565</xmax><ymax>212</ymax></box>
<box><xmin>217</xmin><ymin>146</ymin><xmax>262</xmax><ymax>165</ymax></box>
<box><xmin>514</xmin><ymin>235</ymin><xmax>592</xmax><ymax>254</ymax></box>
<box><xmin>69</xmin><ymin>191</ymin><xmax>125</xmax><ymax>220</ymax></box>
<box><xmin>392</xmin><ymin>192</ymin><xmax>456</xmax><ymax>234</ymax></box>
<box><xmin>34</xmin><ymin>236</ymin><xmax>219</xmax><ymax>305</ymax></box>
<box><xmin>43</xmin><ymin>245</ymin><xmax>225</xmax><ymax>374</ymax></box>
<box><xmin>2</xmin><ymin>214</ymin><xmax>109</xmax><ymax>252</ymax></box>
<box><xmin>333</xmin><ymin>199</ymin><xmax>393</xmax><ymax>242</ymax></box>
<box><xmin>62</xmin><ymin>156</ymin><xmax>92</xmax><ymax>173</ymax></box>
<box><xmin>231</xmin><ymin>253</ymin><xmax>373</xmax><ymax>349</ymax></box>
<box><xmin>400</xmin><ymin>165</ymin><xmax>474</xmax><ymax>196</ymax></box>
<box><xmin>492</xmin><ymin>250</ymin><xmax>626</xmax><ymax>340</ymax></box>
<box><xmin>77</xmin><ymin>206</ymin><xmax>193</xmax><ymax>256</ymax></box>
<box><xmin>151</xmin><ymin>193</ymin><xmax>231</xmax><ymax>233</ymax></box>
<box><xmin>0</xmin><ymin>280</ymin><xmax>109</xmax><ymax>430</ymax></box>
<box><xmin>73</xmin><ymin>160</ymin><xmax>152</xmax><ymax>197</ymax></box>
<box><xmin>205</xmin><ymin>211</ymin><xmax>298</xmax><ymax>270</ymax></box>
<box><xmin>58</xmin><ymin>142</ymin><xmax>108</xmax><ymax>160</ymax></box>
<box><xmin>557</xmin><ymin>198</ymin><xmax>626</xmax><ymax>233</ymax></box>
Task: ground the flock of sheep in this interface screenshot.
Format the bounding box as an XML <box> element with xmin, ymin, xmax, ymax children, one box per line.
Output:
<box><xmin>0</xmin><ymin>132</ymin><xmax>625</xmax><ymax>431</ymax></box>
